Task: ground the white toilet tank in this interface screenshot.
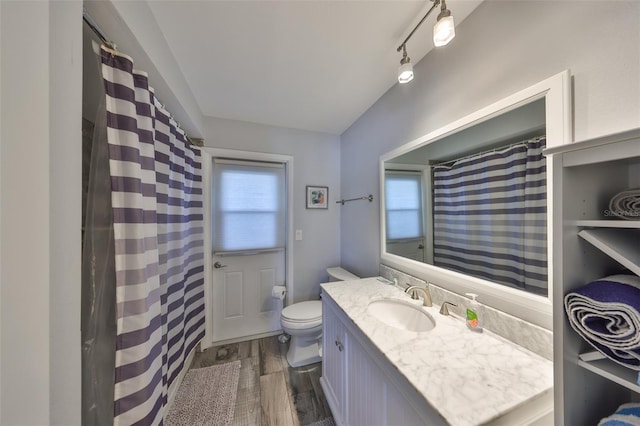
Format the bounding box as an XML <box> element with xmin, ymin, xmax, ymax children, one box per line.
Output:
<box><xmin>326</xmin><ymin>266</ymin><xmax>359</xmax><ymax>282</ymax></box>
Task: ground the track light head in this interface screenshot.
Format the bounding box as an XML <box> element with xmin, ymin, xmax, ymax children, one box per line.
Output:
<box><xmin>398</xmin><ymin>45</ymin><xmax>414</xmax><ymax>84</ymax></box>
<box><xmin>433</xmin><ymin>0</ymin><xmax>455</xmax><ymax>47</ymax></box>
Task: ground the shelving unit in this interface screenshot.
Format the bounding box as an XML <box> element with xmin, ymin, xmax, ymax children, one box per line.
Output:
<box><xmin>578</xmin><ymin>229</ymin><xmax>640</xmax><ymax>275</ymax></box>
<box><xmin>573</xmin><ymin>220</ymin><xmax>640</xmax><ymax>228</ymax></box>
<box><xmin>545</xmin><ymin>128</ymin><xmax>640</xmax><ymax>425</ymax></box>
<box><xmin>577</xmin><ymin>351</ymin><xmax>640</xmax><ymax>394</ymax></box>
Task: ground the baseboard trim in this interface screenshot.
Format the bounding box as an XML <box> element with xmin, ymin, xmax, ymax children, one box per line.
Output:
<box><xmin>210</xmin><ymin>330</ymin><xmax>282</xmax><ymax>347</ymax></box>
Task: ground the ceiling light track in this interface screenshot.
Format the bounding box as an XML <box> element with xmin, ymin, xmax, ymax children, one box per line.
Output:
<box><xmin>396</xmin><ymin>0</ymin><xmax>455</xmax><ymax>84</ymax></box>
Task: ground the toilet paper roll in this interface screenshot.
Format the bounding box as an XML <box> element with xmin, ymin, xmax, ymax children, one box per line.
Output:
<box><xmin>271</xmin><ymin>285</ymin><xmax>287</xmax><ymax>301</ymax></box>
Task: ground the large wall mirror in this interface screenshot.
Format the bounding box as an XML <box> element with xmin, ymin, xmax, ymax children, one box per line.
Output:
<box><xmin>380</xmin><ymin>71</ymin><xmax>572</xmax><ymax>329</ymax></box>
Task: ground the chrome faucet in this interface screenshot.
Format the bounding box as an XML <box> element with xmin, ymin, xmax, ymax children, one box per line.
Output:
<box><xmin>405</xmin><ymin>285</ymin><xmax>432</xmax><ymax>307</ymax></box>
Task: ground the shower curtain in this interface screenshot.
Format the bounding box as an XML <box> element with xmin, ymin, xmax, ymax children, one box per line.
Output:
<box><xmin>87</xmin><ymin>45</ymin><xmax>205</xmax><ymax>425</ymax></box>
<box><xmin>82</xmin><ymin>96</ymin><xmax>117</xmax><ymax>426</ymax></box>
<box><xmin>432</xmin><ymin>136</ymin><xmax>547</xmax><ymax>294</ymax></box>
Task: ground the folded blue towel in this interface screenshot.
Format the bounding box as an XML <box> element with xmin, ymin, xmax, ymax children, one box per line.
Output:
<box><xmin>598</xmin><ymin>403</ymin><xmax>640</xmax><ymax>426</ymax></box>
<box><xmin>565</xmin><ymin>275</ymin><xmax>640</xmax><ymax>370</ymax></box>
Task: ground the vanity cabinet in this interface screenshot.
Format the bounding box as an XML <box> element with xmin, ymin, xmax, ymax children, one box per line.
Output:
<box><xmin>320</xmin><ymin>295</ymin><xmax>443</xmax><ymax>426</ymax></box>
<box><xmin>546</xmin><ymin>128</ymin><xmax>640</xmax><ymax>425</ymax></box>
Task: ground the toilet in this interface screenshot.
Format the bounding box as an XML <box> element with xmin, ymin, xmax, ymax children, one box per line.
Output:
<box><xmin>280</xmin><ymin>267</ymin><xmax>359</xmax><ymax>367</ymax></box>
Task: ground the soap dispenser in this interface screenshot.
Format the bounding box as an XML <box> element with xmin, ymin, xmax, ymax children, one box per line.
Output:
<box><xmin>465</xmin><ymin>293</ymin><xmax>483</xmax><ymax>332</ymax></box>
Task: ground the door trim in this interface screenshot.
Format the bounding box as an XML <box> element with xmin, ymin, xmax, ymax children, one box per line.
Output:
<box><xmin>200</xmin><ymin>147</ymin><xmax>294</xmax><ymax>349</ymax></box>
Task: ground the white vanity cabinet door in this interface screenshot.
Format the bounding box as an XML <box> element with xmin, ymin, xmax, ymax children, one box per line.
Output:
<box><xmin>346</xmin><ymin>335</ymin><xmax>386</xmax><ymax>425</ymax></box>
<box><xmin>386</xmin><ymin>387</ymin><xmax>434</xmax><ymax>426</ymax></box>
<box><xmin>321</xmin><ymin>301</ymin><xmax>348</xmax><ymax>425</ymax></box>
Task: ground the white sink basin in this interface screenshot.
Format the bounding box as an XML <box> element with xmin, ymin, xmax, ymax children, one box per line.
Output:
<box><xmin>367</xmin><ymin>298</ymin><xmax>436</xmax><ymax>332</ymax></box>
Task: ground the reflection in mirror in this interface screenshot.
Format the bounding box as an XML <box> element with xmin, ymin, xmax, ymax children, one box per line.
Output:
<box><xmin>385</xmin><ymin>170</ymin><xmax>425</xmax><ymax>262</ymax></box>
<box><xmin>383</xmin><ymin>99</ymin><xmax>549</xmax><ymax>296</ymax></box>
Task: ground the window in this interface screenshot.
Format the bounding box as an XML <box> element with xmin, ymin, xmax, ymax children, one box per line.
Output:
<box><xmin>212</xmin><ymin>159</ymin><xmax>286</xmax><ymax>254</ymax></box>
<box><xmin>384</xmin><ymin>171</ymin><xmax>424</xmax><ymax>241</ymax></box>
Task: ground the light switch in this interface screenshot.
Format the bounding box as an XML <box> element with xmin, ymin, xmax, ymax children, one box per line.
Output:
<box><xmin>295</xmin><ymin>229</ymin><xmax>303</xmax><ymax>241</ymax></box>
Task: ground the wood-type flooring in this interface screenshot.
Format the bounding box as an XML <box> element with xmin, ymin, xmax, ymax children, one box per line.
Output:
<box><xmin>190</xmin><ymin>335</ymin><xmax>332</xmax><ymax>426</ymax></box>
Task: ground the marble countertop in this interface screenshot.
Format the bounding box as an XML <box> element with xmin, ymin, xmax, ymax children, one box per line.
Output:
<box><xmin>321</xmin><ymin>277</ymin><xmax>553</xmax><ymax>426</ymax></box>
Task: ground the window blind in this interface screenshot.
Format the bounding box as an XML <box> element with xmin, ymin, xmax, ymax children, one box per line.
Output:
<box><xmin>213</xmin><ymin>159</ymin><xmax>286</xmax><ymax>254</ymax></box>
<box><xmin>385</xmin><ymin>171</ymin><xmax>424</xmax><ymax>240</ymax></box>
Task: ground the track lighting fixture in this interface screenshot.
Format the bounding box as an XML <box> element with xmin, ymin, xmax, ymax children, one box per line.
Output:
<box><xmin>396</xmin><ymin>0</ymin><xmax>455</xmax><ymax>84</ymax></box>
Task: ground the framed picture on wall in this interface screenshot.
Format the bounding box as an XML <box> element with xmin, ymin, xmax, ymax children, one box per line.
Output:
<box><xmin>306</xmin><ymin>186</ymin><xmax>328</xmax><ymax>209</ymax></box>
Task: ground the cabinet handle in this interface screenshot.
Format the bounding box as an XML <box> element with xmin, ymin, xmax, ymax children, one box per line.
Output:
<box><xmin>335</xmin><ymin>339</ymin><xmax>344</xmax><ymax>352</ymax></box>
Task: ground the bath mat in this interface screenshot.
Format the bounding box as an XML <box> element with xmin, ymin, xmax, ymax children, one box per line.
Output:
<box><xmin>306</xmin><ymin>417</ymin><xmax>336</xmax><ymax>426</ymax></box>
<box><xmin>166</xmin><ymin>360</ymin><xmax>241</xmax><ymax>426</ymax></box>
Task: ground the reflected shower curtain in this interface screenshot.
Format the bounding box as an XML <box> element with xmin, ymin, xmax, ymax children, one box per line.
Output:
<box><xmin>432</xmin><ymin>136</ymin><xmax>547</xmax><ymax>294</ymax></box>
<box><xmin>100</xmin><ymin>45</ymin><xmax>205</xmax><ymax>425</ymax></box>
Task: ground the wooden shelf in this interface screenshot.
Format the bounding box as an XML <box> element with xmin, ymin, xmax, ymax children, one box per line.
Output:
<box><xmin>578</xmin><ymin>228</ymin><xmax>640</xmax><ymax>276</ymax></box>
<box><xmin>574</xmin><ymin>220</ymin><xmax>640</xmax><ymax>229</ymax></box>
<box><xmin>578</xmin><ymin>355</ymin><xmax>640</xmax><ymax>394</ymax></box>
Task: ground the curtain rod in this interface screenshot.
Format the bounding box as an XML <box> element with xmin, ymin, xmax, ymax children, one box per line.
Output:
<box><xmin>83</xmin><ymin>9</ymin><xmax>116</xmax><ymax>50</ymax></box>
<box><xmin>429</xmin><ymin>135</ymin><xmax>546</xmax><ymax>167</ymax></box>
<box><xmin>82</xmin><ymin>10</ymin><xmax>201</xmax><ymax>147</ymax></box>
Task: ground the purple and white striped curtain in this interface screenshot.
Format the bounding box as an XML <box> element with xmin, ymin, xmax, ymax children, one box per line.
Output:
<box><xmin>101</xmin><ymin>46</ymin><xmax>205</xmax><ymax>425</ymax></box>
<box><xmin>432</xmin><ymin>136</ymin><xmax>547</xmax><ymax>295</ymax></box>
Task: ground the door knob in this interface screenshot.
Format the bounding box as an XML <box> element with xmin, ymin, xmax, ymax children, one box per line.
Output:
<box><xmin>214</xmin><ymin>261</ymin><xmax>227</xmax><ymax>269</ymax></box>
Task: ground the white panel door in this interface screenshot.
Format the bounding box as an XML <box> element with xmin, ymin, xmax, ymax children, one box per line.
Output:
<box><xmin>211</xmin><ymin>250</ymin><xmax>284</xmax><ymax>342</ymax></box>
<box><xmin>210</xmin><ymin>156</ymin><xmax>288</xmax><ymax>343</ymax></box>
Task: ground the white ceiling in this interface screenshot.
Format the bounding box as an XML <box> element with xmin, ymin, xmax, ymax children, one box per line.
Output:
<box><xmin>147</xmin><ymin>1</ymin><xmax>483</xmax><ymax>135</ymax></box>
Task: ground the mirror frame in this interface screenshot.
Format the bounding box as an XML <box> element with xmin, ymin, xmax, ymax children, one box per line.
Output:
<box><xmin>379</xmin><ymin>70</ymin><xmax>572</xmax><ymax>329</ymax></box>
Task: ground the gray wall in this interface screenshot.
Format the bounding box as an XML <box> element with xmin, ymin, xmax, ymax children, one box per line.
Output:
<box><xmin>1</xmin><ymin>1</ymin><xmax>82</xmax><ymax>424</ymax></box>
<box><xmin>340</xmin><ymin>1</ymin><xmax>640</xmax><ymax>277</ymax></box>
<box><xmin>204</xmin><ymin>117</ymin><xmax>342</xmax><ymax>302</ymax></box>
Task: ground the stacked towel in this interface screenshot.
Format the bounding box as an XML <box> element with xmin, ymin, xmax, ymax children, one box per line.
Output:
<box><xmin>564</xmin><ymin>275</ymin><xmax>640</xmax><ymax>369</ymax></box>
<box><xmin>609</xmin><ymin>188</ymin><xmax>640</xmax><ymax>221</ymax></box>
<box><xmin>598</xmin><ymin>403</ymin><xmax>640</xmax><ymax>426</ymax></box>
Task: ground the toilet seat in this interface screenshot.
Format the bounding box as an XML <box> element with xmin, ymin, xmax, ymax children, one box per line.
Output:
<box><xmin>281</xmin><ymin>317</ymin><xmax>322</xmax><ymax>331</ymax></box>
<box><xmin>281</xmin><ymin>301</ymin><xmax>322</xmax><ymax>329</ymax></box>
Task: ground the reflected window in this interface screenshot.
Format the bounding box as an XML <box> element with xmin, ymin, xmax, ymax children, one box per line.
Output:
<box><xmin>385</xmin><ymin>171</ymin><xmax>425</xmax><ymax>262</ymax></box>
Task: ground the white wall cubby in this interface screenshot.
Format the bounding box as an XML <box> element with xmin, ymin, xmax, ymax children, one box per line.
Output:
<box><xmin>545</xmin><ymin>128</ymin><xmax>640</xmax><ymax>425</ymax></box>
